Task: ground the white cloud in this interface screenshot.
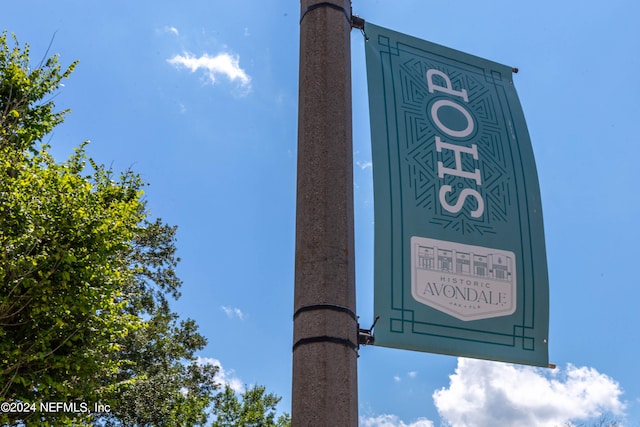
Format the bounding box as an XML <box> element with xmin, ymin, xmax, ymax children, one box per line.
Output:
<box><xmin>356</xmin><ymin>160</ymin><xmax>373</xmax><ymax>170</ymax></box>
<box><xmin>167</xmin><ymin>52</ymin><xmax>251</xmax><ymax>92</ymax></box>
<box><xmin>164</xmin><ymin>26</ymin><xmax>179</xmax><ymax>36</ymax></box>
<box><xmin>197</xmin><ymin>356</ymin><xmax>244</xmax><ymax>393</ymax></box>
<box><xmin>394</xmin><ymin>371</ymin><xmax>418</xmax><ymax>382</ymax></box>
<box><xmin>221</xmin><ymin>305</ymin><xmax>245</xmax><ymax>320</ymax></box>
<box><xmin>433</xmin><ymin>358</ymin><xmax>625</xmax><ymax>427</ymax></box>
<box><xmin>360</xmin><ymin>414</ymin><xmax>434</xmax><ymax>427</ymax></box>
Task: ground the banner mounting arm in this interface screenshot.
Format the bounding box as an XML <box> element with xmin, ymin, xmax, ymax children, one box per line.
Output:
<box><xmin>351</xmin><ymin>14</ymin><xmax>368</xmax><ymax>40</ymax></box>
<box><xmin>358</xmin><ymin>315</ymin><xmax>379</xmax><ymax>346</ymax></box>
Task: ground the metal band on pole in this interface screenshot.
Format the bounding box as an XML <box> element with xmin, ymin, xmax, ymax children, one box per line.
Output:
<box><xmin>292</xmin><ymin>0</ymin><xmax>357</xmax><ymax>425</ymax></box>
<box><xmin>293</xmin><ymin>303</ymin><xmax>358</xmax><ymax>322</ymax></box>
<box><xmin>292</xmin><ymin>336</ymin><xmax>359</xmax><ymax>353</ymax></box>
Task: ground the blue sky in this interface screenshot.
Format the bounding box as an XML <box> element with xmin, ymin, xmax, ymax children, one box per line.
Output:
<box><xmin>3</xmin><ymin>1</ymin><xmax>640</xmax><ymax>426</ymax></box>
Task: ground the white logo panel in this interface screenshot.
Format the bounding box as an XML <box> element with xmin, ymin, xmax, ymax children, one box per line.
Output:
<box><xmin>411</xmin><ymin>236</ymin><xmax>516</xmax><ymax>321</ymax></box>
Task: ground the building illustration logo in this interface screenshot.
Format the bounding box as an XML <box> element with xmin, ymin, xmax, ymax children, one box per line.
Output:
<box><xmin>411</xmin><ymin>236</ymin><xmax>516</xmax><ymax>321</ymax></box>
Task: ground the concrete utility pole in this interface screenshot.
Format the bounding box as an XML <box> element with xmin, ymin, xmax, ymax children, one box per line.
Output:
<box><xmin>292</xmin><ymin>0</ymin><xmax>357</xmax><ymax>426</ymax></box>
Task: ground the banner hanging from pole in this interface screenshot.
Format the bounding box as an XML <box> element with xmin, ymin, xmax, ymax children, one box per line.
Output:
<box><xmin>365</xmin><ymin>22</ymin><xmax>550</xmax><ymax>367</ymax></box>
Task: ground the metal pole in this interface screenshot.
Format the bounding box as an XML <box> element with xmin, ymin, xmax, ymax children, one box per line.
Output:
<box><xmin>292</xmin><ymin>1</ymin><xmax>357</xmax><ymax>426</ymax></box>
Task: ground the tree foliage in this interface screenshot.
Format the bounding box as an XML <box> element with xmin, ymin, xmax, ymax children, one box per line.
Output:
<box><xmin>0</xmin><ymin>32</ymin><xmax>74</xmax><ymax>153</ymax></box>
<box><xmin>0</xmin><ymin>31</ymin><xmax>218</xmax><ymax>426</ymax></box>
<box><xmin>1</xmin><ymin>31</ymin><xmax>290</xmax><ymax>427</ymax></box>
<box><xmin>211</xmin><ymin>384</ymin><xmax>291</xmax><ymax>427</ymax></box>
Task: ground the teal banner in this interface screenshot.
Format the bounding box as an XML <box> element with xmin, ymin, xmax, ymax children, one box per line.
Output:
<box><xmin>365</xmin><ymin>22</ymin><xmax>549</xmax><ymax>367</ymax></box>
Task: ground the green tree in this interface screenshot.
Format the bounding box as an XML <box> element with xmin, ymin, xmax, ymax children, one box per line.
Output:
<box><xmin>0</xmin><ymin>31</ymin><xmax>217</xmax><ymax>426</ymax></box>
<box><xmin>211</xmin><ymin>384</ymin><xmax>291</xmax><ymax>427</ymax></box>
<box><xmin>0</xmin><ymin>32</ymin><xmax>74</xmax><ymax>153</ymax></box>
